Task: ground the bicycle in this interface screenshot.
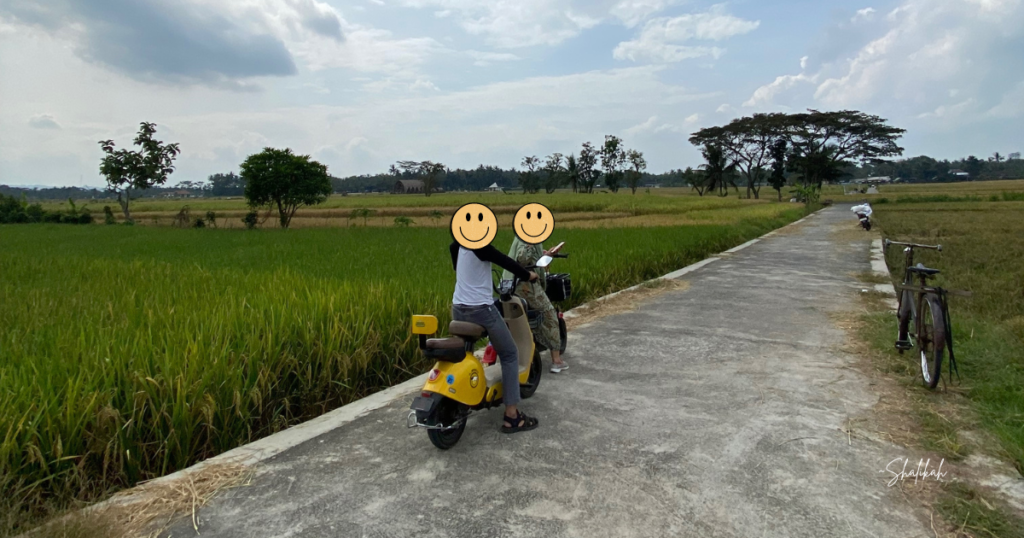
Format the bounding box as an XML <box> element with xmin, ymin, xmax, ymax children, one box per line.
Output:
<box><xmin>884</xmin><ymin>239</ymin><xmax>963</xmax><ymax>389</ymax></box>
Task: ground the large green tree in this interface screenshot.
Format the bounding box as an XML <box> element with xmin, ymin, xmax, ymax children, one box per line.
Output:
<box><xmin>690</xmin><ymin>109</ymin><xmax>904</xmax><ymax>192</ymax></box>
<box><xmin>393</xmin><ymin>160</ymin><xmax>446</xmax><ymax>196</ymax></box>
<box><xmin>767</xmin><ymin>139</ymin><xmax>788</xmax><ymax>201</ymax></box>
<box><xmin>566</xmin><ymin>154</ymin><xmax>580</xmax><ymax>193</ymax></box>
<box><xmin>625</xmin><ymin>149</ymin><xmax>647</xmax><ymax>194</ymax></box>
<box><xmin>519</xmin><ymin>156</ymin><xmax>542</xmax><ymax>194</ymax></box>
<box><xmin>208</xmin><ymin>172</ymin><xmax>246</xmax><ymax>196</ymax></box>
<box><xmin>98</xmin><ymin>122</ymin><xmax>180</xmax><ymax>223</ymax></box>
<box><xmin>963</xmin><ymin>156</ymin><xmax>983</xmax><ymax>179</ymax></box>
<box><xmin>787</xmin><ymin>110</ymin><xmax>905</xmax><ymax>188</ymax></box>
<box><xmin>689</xmin><ymin>113</ymin><xmax>789</xmax><ymax>199</ymax></box>
<box><xmin>600</xmin><ymin>135</ymin><xmax>626</xmax><ymax>193</ymax></box>
<box><xmin>682</xmin><ymin>167</ymin><xmax>709</xmax><ymax>196</ymax></box>
<box><xmin>578</xmin><ymin>142</ymin><xmax>602</xmax><ymax>193</ymax></box>
<box><xmin>241</xmin><ymin>148</ymin><xmax>331</xmax><ymax>229</ymax></box>
<box><xmin>543</xmin><ymin>153</ymin><xmax>567</xmax><ymax>194</ymax></box>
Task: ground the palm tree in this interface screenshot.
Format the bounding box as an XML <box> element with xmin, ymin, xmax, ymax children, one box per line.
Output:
<box><xmin>700</xmin><ymin>144</ymin><xmax>737</xmax><ymax>197</ymax></box>
<box><xmin>566</xmin><ymin>153</ymin><xmax>580</xmax><ymax>193</ymax></box>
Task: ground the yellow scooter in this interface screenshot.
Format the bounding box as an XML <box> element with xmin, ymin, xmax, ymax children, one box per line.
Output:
<box><xmin>406</xmin><ymin>257</ymin><xmax>551</xmax><ymax>449</ymax></box>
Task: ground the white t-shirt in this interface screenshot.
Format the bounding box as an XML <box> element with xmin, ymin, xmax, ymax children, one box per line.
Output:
<box><xmin>453</xmin><ymin>247</ymin><xmax>495</xmax><ymax>306</ymax></box>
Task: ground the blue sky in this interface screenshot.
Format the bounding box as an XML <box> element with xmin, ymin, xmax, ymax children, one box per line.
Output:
<box><xmin>1</xmin><ymin>0</ymin><xmax>1022</xmax><ymax>187</ymax></box>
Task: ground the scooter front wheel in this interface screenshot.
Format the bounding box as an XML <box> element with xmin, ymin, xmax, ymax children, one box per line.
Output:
<box><xmin>426</xmin><ymin>399</ymin><xmax>467</xmax><ymax>450</ymax></box>
<box><xmin>519</xmin><ymin>347</ymin><xmax>543</xmax><ymax>399</ymax></box>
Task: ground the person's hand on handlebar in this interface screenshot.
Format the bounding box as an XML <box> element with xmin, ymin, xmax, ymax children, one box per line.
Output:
<box><xmin>529</xmin><ymin>271</ymin><xmax>539</xmax><ymax>282</ymax></box>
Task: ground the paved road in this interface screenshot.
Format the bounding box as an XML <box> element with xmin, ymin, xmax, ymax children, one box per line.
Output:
<box><xmin>166</xmin><ymin>206</ymin><xmax>929</xmax><ymax>538</ymax></box>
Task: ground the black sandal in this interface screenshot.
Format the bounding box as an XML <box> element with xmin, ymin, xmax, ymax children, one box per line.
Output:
<box><xmin>501</xmin><ymin>411</ymin><xmax>539</xmax><ymax>434</ymax></box>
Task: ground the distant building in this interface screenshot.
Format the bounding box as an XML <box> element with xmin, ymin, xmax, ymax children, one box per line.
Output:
<box><xmin>393</xmin><ymin>180</ymin><xmax>424</xmax><ymax>194</ymax></box>
<box><xmin>949</xmin><ymin>169</ymin><xmax>970</xmax><ymax>179</ymax></box>
<box><xmin>855</xmin><ymin>176</ymin><xmax>892</xmax><ymax>184</ymax></box>
<box><xmin>163</xmin><ymin>190</ymin><xmax>195</xmax><ymax>199</ymax></box>
<box><xmin>486</xmin><ymin>182</ymin><xmax>503</xmax><ymax>192</ymax></box>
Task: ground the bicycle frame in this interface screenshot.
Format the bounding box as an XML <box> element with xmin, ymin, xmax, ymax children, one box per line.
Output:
<box><xmin>887</xmin><ymin>240</ymin><xmax>942</xmax><ymax>320</ymax></box>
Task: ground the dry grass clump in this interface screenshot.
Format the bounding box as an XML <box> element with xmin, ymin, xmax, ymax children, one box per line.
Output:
<box><xmin>23</xmin><ymin>462</ymin><xmax>252</xmax><ymax>538</ymax></box>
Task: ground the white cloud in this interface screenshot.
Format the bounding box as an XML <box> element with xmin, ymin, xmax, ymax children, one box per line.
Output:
<box><xmin>624</xmin><ymin>112</ymin><xmax>700</xmax><ymax>136</ymax></box>
<box><xmin>399</xmin><ymin>0</ymin><xmax>604</xmax><ymax>48</ymax></box>
<box><xmin>28</xmin><ymin>114</ymin><xmax>61</xmax><ymax>129</ymax></box>
<box><xmin>463</xmin><ymin>50</ymin><xmax>520</xmax><ymax>67</ymax></box>
<box><xmin>410</xmin><ymin>78</ymin><xmax>440</xmax><ymax>91</ymax></box>
<box><xmin>610</xmin><ymin>0</ymin><xmax>680</xmax><ymax>27</ymax></box>
<box><xmin>625</xmin><ymin>116</ymin><xmax>660</xmax><ymax>135</ymax></box>
<box><xmin>743</xmin><ymin>73</ymin><xmax>817</xmax><ymax>107</ymax></box>
<box><xmin>813</xmin><ymin>0</ymin><xmax>1024</xmax><ymax>109</ymax></box>
<box><xmin>614</xmin><ymin>6</ymin><xmax>759</xmax><ymax>63</ymax></box>
<box><xmin>986</xmin><ymin>81</ymin><xmax>1024</xmax><ymax>118</ymax></box>
<box><xmin>853</xmin><ymin>7</ymin><xmax>876</xmax><ymax>22</ymax></box>
<box><xmin>800</xmin><ymin>56</ymin><xmax>808</xmax><ymax>70</ymax></box>
<box><xmin>294</xmin><ymin>25</ymin><xmax>442</xmax><ymax>75</ymax></box>
<box><xmin>614</xmin><ymin>43</ymin><xmax>724</xmax><ymax>63</ymax></box>
<box><xmin>917</xmin><ymin>98</ymin><xmax>978</xmax><ymax>119</ymax></box>
<box><xmin>742</xmin><ymin>0</ymin><xmax>1024</xmax><ymax>134</ymax></box>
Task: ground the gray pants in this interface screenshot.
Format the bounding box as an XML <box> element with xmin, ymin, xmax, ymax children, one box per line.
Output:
<box><xmin>451</xmin><ymin>303</ymin><xmax>521</xmax><ymax>406</ymax></box>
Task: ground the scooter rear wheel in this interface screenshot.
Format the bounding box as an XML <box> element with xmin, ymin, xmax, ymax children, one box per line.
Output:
<box><xmin>426</xmin><ymin>399</ymin><xmax>467</xmax><ymax>450</ymax></box>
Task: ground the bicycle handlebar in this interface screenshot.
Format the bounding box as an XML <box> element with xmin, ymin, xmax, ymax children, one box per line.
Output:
<box><xmin>884</xmin><ymin>239</ymin><xmax>942</xmax><ymax>252</ymax></box>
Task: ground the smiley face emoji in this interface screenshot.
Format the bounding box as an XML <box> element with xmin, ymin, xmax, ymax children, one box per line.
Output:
<box><xmin>451</xmin><ymin>203</ymin><xmax>498</xmax><ymax>249</ymax></box>
<box><xmin>513</xmin><ymin>203</ymin><xmax>555</xmax><ymax>245</ymax></box>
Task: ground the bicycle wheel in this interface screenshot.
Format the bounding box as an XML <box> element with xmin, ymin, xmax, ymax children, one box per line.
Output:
<box><xmin>896</xmin><ymin>289</ymin><xmax>915</xmax><ymax>352</ymax></box>
<box><xmin>919</xmin><ymin>294</ymin><xmax>947</xmax><ymax>389</ymax></box>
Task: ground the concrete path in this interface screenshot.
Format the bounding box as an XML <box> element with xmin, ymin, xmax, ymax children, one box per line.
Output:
<box><xmin>166</xmin><ymin>206</ymin><xmax>929</xmax><ymax>538</ymax></box>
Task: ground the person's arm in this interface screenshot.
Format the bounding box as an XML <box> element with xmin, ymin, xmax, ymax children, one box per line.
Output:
<box><xmin>473</xmin><ymin>245</ymin><xmax>532</xmax><ymax>281</ymax></box>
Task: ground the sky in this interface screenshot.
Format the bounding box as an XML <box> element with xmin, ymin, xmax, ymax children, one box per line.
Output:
<box><xmin>1</xmin><ymin>0</ymin><xmax>1022</xmax><ymax>187</ymax></box>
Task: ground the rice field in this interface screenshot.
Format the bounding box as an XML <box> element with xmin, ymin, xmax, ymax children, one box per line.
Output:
<box><xmin>822</xmin><ymin>178</ymin><xmax>1024</xmax><ymax>203</ymax></box>
<box><xmin>40</xmin><ymin>189</ymin><xmax>777</xmax><ymax>229</ymax></box>
<box><xmin>0</xmin><ymin>197</ymin><xmax>805</xmax><ymax>535</ymax></box>
<box><xmin>867</xmin><ymin>201</ymin><xmax>1024</xmax><ymax>471</ymax></box>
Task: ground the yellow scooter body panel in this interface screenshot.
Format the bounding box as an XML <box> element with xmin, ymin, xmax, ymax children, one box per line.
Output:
<box><xmin>421</xmin><ymin>354</ymin><xmax>487</xmax><ymax>407</ymax></box>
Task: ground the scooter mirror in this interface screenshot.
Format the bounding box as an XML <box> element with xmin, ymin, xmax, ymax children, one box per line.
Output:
<box><xmin>536</xmin><ymin>255</ymin><xmax>553</xmax><ymax>269</ymax></box>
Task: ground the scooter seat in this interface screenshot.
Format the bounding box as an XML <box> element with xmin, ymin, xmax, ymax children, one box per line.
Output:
<box><xmin>425</xmin><ymin>337</ymin><xmax>465</xmax><ymax>350</ymax></box>
<box><xmin>449</xmin><ymin>321</ymin><xmax>486</xmax><ymax>338</ymax></box>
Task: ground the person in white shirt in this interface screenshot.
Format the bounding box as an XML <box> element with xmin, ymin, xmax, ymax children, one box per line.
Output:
<box><xmin>449</xmin><ymin>241</ymin><xmax>541</xmax><ymax>434</ymax></box>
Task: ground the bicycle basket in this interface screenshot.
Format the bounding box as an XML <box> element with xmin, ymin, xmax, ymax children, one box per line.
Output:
<box><xmin>545</xmin><ymin>273</ymin><xmax>572</xmax><ymax>302</ymax></box>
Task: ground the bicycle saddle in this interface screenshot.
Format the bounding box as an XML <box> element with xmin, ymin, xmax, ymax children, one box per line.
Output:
<box><xmin>907</xmin><ymin>263</ymin><xmax>940</xmax><ymax>276</ymax></box>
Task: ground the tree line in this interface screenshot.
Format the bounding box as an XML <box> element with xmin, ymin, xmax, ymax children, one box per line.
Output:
<box><xmin>3</xmin><ymin>115</ymin><xmax>1021</xmax><ymax>228</ymax></box>
<box><xmin>850</xmin><ymin>153</ymin><xmax>1024</xmax><ymax>183</ymax></box>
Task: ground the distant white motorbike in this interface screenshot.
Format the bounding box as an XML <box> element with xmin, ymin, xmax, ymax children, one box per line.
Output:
<box><xmin>851</xmin><ymin>203</ymin><xmax>873</xmax><ymax>231</ymax></box>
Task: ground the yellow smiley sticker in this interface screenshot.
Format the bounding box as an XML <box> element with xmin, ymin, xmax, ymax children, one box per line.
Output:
<box><xmin>451</xmin><ymin>203</ymin><xmax>498</xmax><ymax>249</ymax></box>
<box><xmin>513</xmin><ymin>203</ymin><xmax>554</xmax><ymax>245</ymax></box>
